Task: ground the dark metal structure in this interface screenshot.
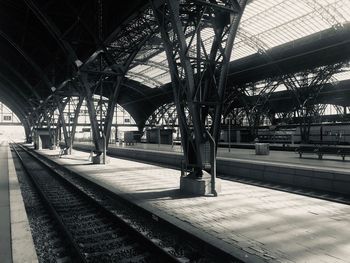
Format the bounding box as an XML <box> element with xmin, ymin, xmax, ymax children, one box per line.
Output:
<box><xmin>0</xmin><ymin>0</ymin><xmax>350</xmax><ymax>170</ymax></box>
<box><xmin>151</xmin><ymin>0</ymin><xmax>247</xmax><ymax>177</ymax></box>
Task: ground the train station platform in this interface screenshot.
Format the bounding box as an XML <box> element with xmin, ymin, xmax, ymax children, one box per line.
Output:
<box><xmin>0</xmin><ymin>141</ymin><xmax>37</xmax><ymax>263</ymax></box>
<box><xmin>109</xmin><ymin>142</ymin><xmax>350</xmax><ymax>171</ymax></box>
<box><xmin>37</xmin><ymin>146</ymin><xmax>350</xmax><ymax>263</ymax></box>
<box><xmin>73</xmin><ymin>142</ymin><xmax>350</xmax><ymax>196</ymax></box>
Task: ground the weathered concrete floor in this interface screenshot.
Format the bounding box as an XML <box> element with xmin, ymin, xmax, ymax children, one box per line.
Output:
<box><xmin>40</xmin><ymin>148</ymin><xmax>350</xmax><ymax>263</ymax></box>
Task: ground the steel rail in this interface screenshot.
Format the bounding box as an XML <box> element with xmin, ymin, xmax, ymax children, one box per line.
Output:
<box><xmin>11</xmin><ymin>143</ymin><xmax>87</xmax><ymax>263</ymax></box>
<box><xmin>12</xmin><ymin>143</ymin><xmax>182</xmax><ymax>263</ymax></box>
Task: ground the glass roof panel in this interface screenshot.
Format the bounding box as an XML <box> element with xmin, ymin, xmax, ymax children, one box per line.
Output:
<box><xmin>150</xmin><ymin>52</ymin><xmax>167</xmax><ymax>62</ymax></box>
<box><xmin>146</xmin><ymin>68</ymin><xmax>166</xmax><ymax>78</ymax></box>
<box><xmin>128</xmin><ymin>0</ymin><xmax>350</xmax><ymax>88</ymax></box>
<box><xmin>333</xmin><ymin>68</ymin><xmax>350</xmax><ymax>81</ymax></box>
<box><xmin>155</xmin><ymin>74</ymin><xmax>171</xmax><ymax>84</ymax></box>
<box><xmin>130</xmin><ymin>64</ymin><xmax>151</xmax><ymax>73</ymax></box>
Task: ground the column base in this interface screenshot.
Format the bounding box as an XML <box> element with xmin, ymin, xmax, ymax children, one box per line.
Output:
<box><xmin>50</xmin><ymin>145</ymin><xmax>57</xmax><ymax>150</ymax></box>
<box><xmin>92</xmin><ymin>154</ymin><xmax>103</xmax><ymax>164</ymax></box>
<box><xmin>91</xmin><ymin>154</ymin><xmax>109</xmax><ymax>164</ymax></box>
<box><xmin>180</xmin><ymin>171</ymin><xmax>221</xmax><ymax>196</ymax></box>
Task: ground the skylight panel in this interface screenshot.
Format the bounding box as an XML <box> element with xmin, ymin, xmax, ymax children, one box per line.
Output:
<box><xmin>155</xmin><ymin>74</ymin><xmax>171</xmax><ymax>85</ymax></box>
<box><xmin>150</xmin><ymin>52</ymin><xmax>167</xmax><ymax>63</ymax></box>
<box><xmin>231</xmin><ymin>43</ymin><xmax>257</xmax><ymax>60</ymax></box>
<box><xmin>243</xmin><ymin>0</ymin><xmax>285</xmax><ymax>21</ymax></box>
<box><xmin>126</xmin><ymin>75</ymin><xmax>144</xmax><ymax>84</ymax></box>
<box><xmin>130</xmin><ymin>64</ymin><xmax>151</xmax><ymax>73</ymax></box>
<box><xmin>146</xmin><ymin>68</ymin><xmax>166</xmax><ymax>79</ymax></box>
<box><xmin>241</xmin><ymin>0</ymin><xmax>311</xmax><ymax>36</ymax></box>
<box><xmin>337</xmin><ymin>0</ymin><xmax>350</xmax><ymax>22</ymax></box>
<box><xmin>333</xmin><ymin>70</ymin><xmax>350</xmax><ymax>81</ymax></box>
<box><xmin>127</xmin><ymin>0</ymin><xmax>350</xmax><ymax>88</ymax></box>
<box><xmin>274</xmin><ymin>83</ymin><xmax>287</xmax><ymax>92</ymax></box>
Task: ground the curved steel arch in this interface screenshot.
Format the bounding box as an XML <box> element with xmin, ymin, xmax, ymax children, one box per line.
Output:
<box><xmin>23</xmin><ymin>0</ymin><xmax>78</xmax><ymax>62</ymax></box>
<box><xmin>0</xmin><ymin>75</ymin><xmax>33</xmax><ymax>110</ymax></box>
<box><xmin>0</xmin><ymin>57</ymin><xmax>41</xmax><ymax>100</ymax></box>
<box><xmin>0</xmin><ymin>29</ymin><xmax>52</xmax><ymax>88</ymax></box>
<box><xmin>0</xmin><ymin>83</ymin><xmax>31</xmax><ymax>130</ymax></box>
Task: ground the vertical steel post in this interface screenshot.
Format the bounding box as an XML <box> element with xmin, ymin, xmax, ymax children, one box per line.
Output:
<box><xmin>70</xmin><ymin>96</ymin><xmax>83</xmax><ymax>146</ymax></box>
<box><xmin>79</xmin><ymin>74</ymin><xmax>103</xmax><ymax>154</ymax></box>
<box><xmin>67</xmin><ymin>98</ymin><xmax>71</xmax><ymax>154</ymax></box>
<box><xmin>228</xmin><ymin>116</ymin><xmax>231</xmax><ymax>152</ymax></box>
<box><xmin>151</xmin><ymin>0</ymin><xmax>247</xmax><ymax>180</ymax></box>
<box><xmin>57</xmin><ymin>98</ymin><xmax>70</xmax><ymax>149</ymax></box>
<box><xmin>104</xmin><ymin>76</ymin><xmax>123</xmax><ymax>146</ymax></box>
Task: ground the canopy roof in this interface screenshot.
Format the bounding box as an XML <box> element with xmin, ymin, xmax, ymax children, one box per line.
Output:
<box><xmin>0</xmin><ymin>0</ymin><xmax>349</xmax><ymax>128</ymax></box>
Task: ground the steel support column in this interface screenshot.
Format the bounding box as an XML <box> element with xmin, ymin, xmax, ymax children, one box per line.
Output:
<box><xmin>104</xmin><ymin>77</ymin><xmax>122</xmax><ymax>145</ymax></box>
<box><xmin>70</xmin><ymin>96</ymin><xmax>84</xmax><ymax>145</ymax></box>
<box><xmin>151</xmin><ymin>0</ymin><xmax>247</xmax><ymax>179</ymax></box>
<box><xmin>57</xmin><ymin>98</ymin><xmax>70</xmax><ymax>148</ymax></box>
<box><xmin>23</xmin><ymin>119</ymin><xmax>32</xmax><ymax>143</ymax></box>
<box><xmin>79</xmin><ymin>74</ymin><xmax>103</xmax><ymax>154</ymax></box>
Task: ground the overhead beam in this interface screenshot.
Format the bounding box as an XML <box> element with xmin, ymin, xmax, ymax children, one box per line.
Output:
<box><xmin>0</xmin><ymin>29</ymin><xmax>52</xmax><ymax>87</ymax></box>
<box><xmin>23</xmin><ymin>0</ymin><xmax>79</xmax><ymax>63</ymax></box>
<box><xmin>0</xmin><ymin>57</ymin><xmax>41</xmax><ymax>100</ymax></box>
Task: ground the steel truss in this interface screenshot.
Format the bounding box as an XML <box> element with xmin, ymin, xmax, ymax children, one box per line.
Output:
<box><xmin>151</xmin><ymin>0</ymin><xmax>247</xmax><ymax>178</ymax></box>
<box><xmin>56</xmin><ymin>95</ymin><xmax>83</xmax><ymax>151</ymax></box>
<box><xmin>232</xmin><ymin>79</ymin><xmax>281</xmax><ymax>138</ymax></box>
<box><xmin>223</xmin><ymin>62</ymin><xmax>345</xmax><ymax>142</ymax></box>
<box><xmin>78</xmin><ymin>7</ymin><xmax>156</xmax><ymax>157</ymax></box>
<box><xmin>283</xmin><ymin>63</ymin><xmax>344</xmax><ymax>143</ymax></box>
<box><xmin>146</xmin><ymin>103</ymin><xmax>179</xmax><ymax>128</ymax></box>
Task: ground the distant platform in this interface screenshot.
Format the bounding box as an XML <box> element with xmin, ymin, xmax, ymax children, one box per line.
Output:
<box><xmin>37</xmin><ymin>146</ymin><xmax>350</xmax><ymax>263</ymax></box>
<box><xmin>108</xmin><ymin>142</ymin><xmax>350</xmax><ymax>171</ymax></box>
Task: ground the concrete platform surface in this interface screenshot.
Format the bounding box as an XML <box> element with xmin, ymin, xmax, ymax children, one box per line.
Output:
<box><xmin>8</xmin><ymin>143</ymin><xmax>38</xmax><ymax>263</ymax></box>
<box><xmin>0</xmin><ymin>141</ymin><xmax>38</xmax><ymax>263</ymax></box>
<box><xmin>73</xmin><ymin>142</ymin><xmax>350</xmax><ymax>196</ymax></box>
<box><xmin>110</xmin><ymin>142</ymin><xmax>350</xmax><ymax>173</ymax></box>
<box><xmin>0</xmin><ymin>141</ymin><xmax>12</xmax><ymax>263</ymax></box>
<box><xmin>38</xmin><ymin>147</ymin><xmax>350</xmax><ymax>263</ymax></box>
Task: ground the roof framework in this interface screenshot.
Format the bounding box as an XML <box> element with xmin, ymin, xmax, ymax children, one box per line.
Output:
<box><xmin>0</xmin><ymin>0</ymin><xmax>349</xmax><ymax>132</ymax></box>
<box><xmin>127</xmin><ymin>0</ymin><xmax>350</xmax><ymax>88</ymax></box>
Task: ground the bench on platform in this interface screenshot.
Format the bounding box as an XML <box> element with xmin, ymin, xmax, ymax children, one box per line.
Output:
<box><xmin>337</xmin><ymin>148</ymin><xmax>350</xmax><ymax>160</ymax></box>
<box><xmin>296</xmin><ymin>145</ymin><xmax>320</xmax><ymax>158</ymax></box>
<box><xmin>296</xmin><ymin>145</ymin><xmax>350</xmax><ymax>160</ymax></box>
<box><xmin>317</xmin><ymin>146</ymin><xmax>338</xmax><ymax>159</ymax></box>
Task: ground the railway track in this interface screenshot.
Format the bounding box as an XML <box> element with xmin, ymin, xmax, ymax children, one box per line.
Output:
<box><xmin>11</xmin><ymin>152</ymin><xmax>72</xmax><ymax>262</ymax></box>
<box><xmin>12</xmin><ymin>143</ymin><xmax>238</xmax><ymax>263</ymax></box>
<box><xmin>11</xmin><ymin>144</ymin><xmax>187</xmax><ymax>263</ymax></box>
